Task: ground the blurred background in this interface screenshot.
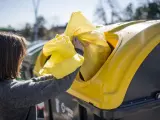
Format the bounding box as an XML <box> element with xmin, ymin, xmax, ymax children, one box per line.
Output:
<box><xmin>0</xmin><ymin>0</ymin><xmax>160</xmax><ymax>43</ymax></box>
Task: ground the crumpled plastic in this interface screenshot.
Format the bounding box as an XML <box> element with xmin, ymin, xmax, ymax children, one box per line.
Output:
<box><xmin>39</xmin><ymin>35</ymin><xmax>84</xmax><ymax>79</ymax></box>
<box><xmin>34</xmin><ymin>11</ymin><xmax>111</xmax><ymax>80</ymax></box>
<box><xmin>78</xmin><ymin>30</ymin><xmax>111</xmax><ymax>80</ymax></box>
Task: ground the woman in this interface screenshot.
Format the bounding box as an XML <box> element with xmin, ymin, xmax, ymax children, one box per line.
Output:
<box><xmin>0</xmin><ymin>32</ymin><xmax>83</xmax><ymax>120</ymax></box>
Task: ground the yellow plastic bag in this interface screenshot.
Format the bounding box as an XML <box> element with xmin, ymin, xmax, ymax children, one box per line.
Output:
<box><xmin>39</xmin><ymin>35</ymin><xmax>84</xmax><ymax>79</ymax></box>
<box><xmin>34</xmin><ymin>11</ymin><xmax>111</xmax><ymax>80</ymax></box>
<box><xmin>65</xmin><ymin>12</ymin><xmax>107</xmax><ymax>46</ymax></box>
<box><xmin>78</xmin><ymin>30</ymin><xmax>111</xmax><ymax>80</ymax></box>
<box><xmin>43</xmin><ymin>35</ymin><xmax>75</xmax><ymax>57</ymax></box>
<box><xmin>64</xmin><ymin>12</ymin><xmax>111</xmax><ymax>80</ymax></box>
<box><xmin>65</xmin><ymin>12</ymin><xmax>96</xmax><ymax>37</ymax></box>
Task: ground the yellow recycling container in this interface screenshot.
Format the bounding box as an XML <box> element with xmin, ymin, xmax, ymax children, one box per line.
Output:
<box><xmin>67</xmin><ymin>20</ymin><xmax>160</xmax><ymax>109</ymax></box>
<box><xmin>33</xmin><ymin>12</ymin><xmax>160</xmax><ymax>110</ymax></box>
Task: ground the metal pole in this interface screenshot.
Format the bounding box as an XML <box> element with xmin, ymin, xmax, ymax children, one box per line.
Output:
<box><xmin>32</xmin><ymin>0</ymin><xmax>40</xmax><ymax>41</ymax></box>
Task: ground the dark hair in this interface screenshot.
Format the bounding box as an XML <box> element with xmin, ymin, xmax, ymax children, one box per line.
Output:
<box><xmin>0</xmin><ymin>32</ymin><xmax>26</xmax><ymax>80</ymax></box>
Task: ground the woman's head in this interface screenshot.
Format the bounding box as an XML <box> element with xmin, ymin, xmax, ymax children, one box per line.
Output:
<box><xmin>0</xmin><ymin>32</ymin><xmax>26</xmax><ymax>80</ymax></box>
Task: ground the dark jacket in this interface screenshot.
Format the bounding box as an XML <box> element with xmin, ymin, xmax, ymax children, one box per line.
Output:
<box><xmin>0</xmin><ymin>49</ymin><xmax>83</xmax><ymax>120</ymax></box>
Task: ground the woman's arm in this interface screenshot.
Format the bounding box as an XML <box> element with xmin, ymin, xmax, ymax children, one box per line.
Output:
<box><xmin>8</xmin><ymin>68</ymin><xmax>79</xmax><ymax>108</ymax></box>
<box><xmin>8</xmin><ymin>48</ymin><xmax>83</xmax><ymax>108</ymax></box>
<box><xmin>31</xmin><ymin>74</ymin><xmax>53</xmax><ymax>82</ymax></box>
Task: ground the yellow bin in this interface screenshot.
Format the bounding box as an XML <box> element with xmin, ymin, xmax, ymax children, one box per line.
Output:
<box><xmin>67</xmin><ymin>20</ymin><xmax>160</xmax><ymax>109</ymax></box>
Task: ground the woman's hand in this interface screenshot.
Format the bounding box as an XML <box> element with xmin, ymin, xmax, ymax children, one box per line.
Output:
<box><xmin>72</xmin><ymin>37</ymin><xmax>84</xmax><ymax>52</ymax></box>
<box><xmin>72</xmin><ymin>37</ymin><xmax>89</xmax><ymax>53</ymax></box>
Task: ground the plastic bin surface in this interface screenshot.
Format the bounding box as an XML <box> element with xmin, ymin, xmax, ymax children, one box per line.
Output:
<box><xmin>67</xmin><ymin>20</ymin><xmax>160</xmax><ymax>109</ymax></box>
